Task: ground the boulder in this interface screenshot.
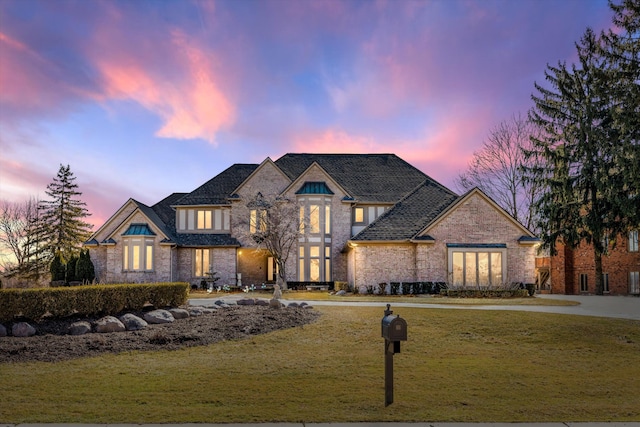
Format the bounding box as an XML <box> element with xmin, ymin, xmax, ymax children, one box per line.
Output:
<box><xmin>237</xmin><ymin>298</ymin><xmax>256</xmax><ymax>306</ymax></box>
<box><xmin>269</xmin><ymin>298</ymin><xmax>283</xmax><ymax>309</ymax></box>
<box><xmin>255</xmin><ymin>299</ymin><xmax>269</xmax><ymax>306</ymax></box>
<box><xmin>94</xmin><ymin>316</ymin><xmax>126</xmax><ymax>333</ymax></box>
<box><xmin>68</xmin><ymin>321</ymin><xmax>92</xmax><ymax>335</ymax></box>
<box><xmin>287</xmin><ymin>302</ymin><xmax>300</xmax><ymax>308</ymax></box>
<box><xmin>335</xmin><ymin>290</ymin><xmax>347</xmax><ymax>296</ymax></box>
<box><xmin>143</xmin><ymin>309</ymin><xmax>175</xmax><ymax>324</ymax></box>
<box><xmin>0</xmin><ymin>323</ymin><xmax>8</xmax><ymax>337</ymax></box>
<box><xmin>12</xmin><ymin>322</ymin><xmax>36</xmax><ymax>337</ymax></box>
<box><xmin>169</xmin><ymin>308</ymin><xmax>190</xmax><ymax>319</ymax></box>
<box><xmin>188</xmin><ymin>307</ymin><xmax>204</xmax><ymax>316</ymax></box>
<box><xmin>119</xmin><ymin>313</ymin><xmax>148</xmax><ymax>331</ymax></box>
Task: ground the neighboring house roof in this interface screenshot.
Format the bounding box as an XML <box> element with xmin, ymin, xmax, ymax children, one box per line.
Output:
<box><xmin>275</xmin><ymin>153</ymin><xmax>431</xmax><ymax>203</ymax></box>
<box><xmin>351</xmin><ymin>180</ymin><xmax>459</xmax><ymax>241</ymax></box>
<box><xmin>174</xmin><ymin>163</ymin><xmax>259</xmax><ymax>206</ymax></box>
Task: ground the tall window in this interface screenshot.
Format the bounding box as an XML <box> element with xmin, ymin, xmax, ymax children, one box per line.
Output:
<box><xmin>630</xmin><ymin>230</ymin><xmax>639</xmax><ymax>252</ymax></box>
<box><xmin>250</xmin><ymin>209</ymin><xmax>267</xmax><ymax>234</ymax></box>
<box><xmin>603</xmin><ymin>273</ymin><xmax>609</xmax><ymax>293</ymax></box>
<box><xmin>123</xmin><ymin>238</ymin><xmax>154</xmax><ymax>271</ymax></box>
<box><xmin>580</xmin><ymin>274</ymin><xmax>588</xmax><ymax>292</ymax></box>
<box><xmin>298</xmin><ymin>196</ymin><xmax>332</xmax><ymax>282</ymax></box>
<box><xmin>630</xmin><ymin>271</ymin><xmax>640</xmax><ymax>295</ymax></box>
<box><xmin>450</xmin><ymin>248</ymin><xmax>504</xmax><ymax>287</ymax></box>
<box><xmin>194</xmin><ymin>248</ymin><xmax>211</xmax><ymax>277</ymax></box>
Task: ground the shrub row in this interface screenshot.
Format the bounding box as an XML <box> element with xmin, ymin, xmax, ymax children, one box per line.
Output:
<box><xmin>444</xmin><ymin>289</ymin><xmax>530</xmax><ymax>298</ymax></box>
<box><xmin>0</xmin><ymin>282</ymin><xmax>189</xmax><ymax>322</ymax></box>
<box><xmin>363</xmin><ymin>282</ymin><xmax>447</xmax><ymax>295</ymax></box>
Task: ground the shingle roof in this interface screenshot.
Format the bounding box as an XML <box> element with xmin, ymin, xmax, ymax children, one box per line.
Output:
<box><xmin>173</xmin><ymin>234</ymin><xmax>240</xmax><ymax>247</ymax></box>
<box><xmin>351</xmin><ymin>180</ymin><xmax>459</xmax><ymax>241</ymax></box>
<box><xmin>174</xmin><ymin>164</ymin><xmax>259</xmax><ymax>206</ymax></box>
<box><xmin>275</xmin><ymin>153</ymin><xmax>431</xmax><ymax>203</ymax></box>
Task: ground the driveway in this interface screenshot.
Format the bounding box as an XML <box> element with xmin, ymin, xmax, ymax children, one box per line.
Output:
<box><xmin>191</xmin><ymin>294</ymin><xmax>640</xmax><ymax>320</ymax></box>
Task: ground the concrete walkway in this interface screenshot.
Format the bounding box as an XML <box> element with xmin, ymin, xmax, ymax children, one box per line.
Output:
<box><xmin>191</xmin><ymin>293</ymin><xmax>640</xmax><ymax>320</ymax></box>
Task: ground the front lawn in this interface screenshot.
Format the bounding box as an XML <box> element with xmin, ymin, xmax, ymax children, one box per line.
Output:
<box><xmin>1</xmin><ymin>306</ymin><xmax>638</xmax><ymax>423</ymax></box>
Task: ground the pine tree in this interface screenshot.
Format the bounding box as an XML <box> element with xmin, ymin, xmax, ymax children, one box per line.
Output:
<box><xmin>35</xmin><ymin>165</ymin><xmax>93</xmax><ymax>268</ymax></box>
<box><xmin>527</xmin><ymin>5</ymin><xmax>639</xmax><ymax>295</ymax></box>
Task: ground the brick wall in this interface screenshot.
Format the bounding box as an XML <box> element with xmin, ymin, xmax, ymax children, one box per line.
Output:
<box><xmin>551</xmin><ymin>234</ymin><xmax>640</xmax><ymax>295</ymax></box>
<box><xmin>351</xmin><ymin>192</ymin><xmax>537</xmax><ymax>289</ymax></box>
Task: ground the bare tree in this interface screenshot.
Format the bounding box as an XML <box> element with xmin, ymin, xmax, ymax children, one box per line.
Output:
<box><xmin>0</xmin><ymin>198</ymin><xmax>47</xmax><ymax>282</ymax></box>
<box><xmin>455</xmin><ymin>113</ymin><xmax>541</xmax><ymax>231</ymax></box>
<box><xmin>239</xmin><ymin>193</ymin><xmax>305</xmax><ymax>290</ymax></box>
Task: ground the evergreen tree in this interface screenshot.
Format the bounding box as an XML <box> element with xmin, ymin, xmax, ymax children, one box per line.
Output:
<box><xmin>527</xmin><ymin>3</ymin><xmax>639</xmax><ymax>295</ymax></box>
<box><xmin>34</xmin><ymin>165</ymin><xmax>93</xmax><ymax>266</ymax></box>
<box><xmin>66</xmin><ymin>254</ymin><xmax>78</xmax><ymax>282</ymax></box>
<box><xmin>75</xmin><ymin>249</ymin><xmax>95</xmax><ymax>284</ymax></box>
<box><xmin>600</xmin><ymin>0</ymin><xmax>640</xmax><ymax>228</ymax></box>
<box><xmin>50</xmin><ymin>252</ymin><xmax>65</xmax><ymax>282</ymax></box>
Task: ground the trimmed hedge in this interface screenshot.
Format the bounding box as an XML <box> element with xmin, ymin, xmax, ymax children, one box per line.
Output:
<box><xmin>0</xmin><ymin>282</ymin><xmax>189</xmax><ymax>322</ymax></box>
<box><xmin>443</xmin><ymin>289</ymin><xmax>530</xmax><ymax>298</ymax></box>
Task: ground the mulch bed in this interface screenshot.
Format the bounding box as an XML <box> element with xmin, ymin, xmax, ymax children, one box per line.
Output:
<box><xmin>0</xmin><ymin>305</ymin><xmax>320</xmax><ymax>363</ymax></box>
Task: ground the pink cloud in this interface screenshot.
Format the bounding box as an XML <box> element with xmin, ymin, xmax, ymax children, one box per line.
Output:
<box><xmin>90</xmin><ymin>27</ymin><xmax>235</xmax><ymax>144</ymax></box>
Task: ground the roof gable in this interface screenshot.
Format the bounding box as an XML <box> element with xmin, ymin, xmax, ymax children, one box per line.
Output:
<box><xmin>351</xmin><ymin>180</ymin><xmax>458</xmax><ymax>241</ymax></box>
<box><xmin>417</xmin><ymin>187</ymin><xmax>537</xmax><ymax>238</ymax></box>
<box><xmin>232</xmin><ymin>157</ymin><xmax>292</xmax><ymax>197</ymax></box>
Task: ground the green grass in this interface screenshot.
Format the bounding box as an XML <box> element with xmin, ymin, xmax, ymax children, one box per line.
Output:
<box><xmin>1</xmin><ymin>306</ymin><xmax>638</xmax><ymax>423</ymax></box>
<box><xmin>191</xmin><ymin>290</ymin><xmax>580</xmax><ymax>306</ymax></box>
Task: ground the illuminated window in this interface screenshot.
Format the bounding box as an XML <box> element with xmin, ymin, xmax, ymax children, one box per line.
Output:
<box><xmin>194</xmin><ymin>248</ymin><xmax>210</xmax><ymax>277</ymax></box>
<box><xmin>449</xmin><ymin>247</ymin><xmax>504</xmax><ymax>287</ymax></box>
<box><xmin>123</xmin><ymin>238</ymin><xmax>154</xmax><ymax>272</ymax></box>
<box><xmin>250</xmin><ymin>209</ymin><xmax>267</xmax><ymax>234</ymax></box>
<box><xmin>354</xmin><ymin>207</ymin><xmax>364</xmax><ymax>223</ymax></box>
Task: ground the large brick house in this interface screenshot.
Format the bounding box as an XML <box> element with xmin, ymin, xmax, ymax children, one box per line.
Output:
<box><xmin>548</xmin><ymin>231</ymin><xmax>640</xmax><ymax>296</ymax></box>
<box><xmin>85</xmin><ymin>153</ymin><xmax>538</xmax><ymax>290</ymax></box>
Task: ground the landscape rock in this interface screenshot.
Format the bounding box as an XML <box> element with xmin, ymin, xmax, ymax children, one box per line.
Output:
<box><xmin>68</xmin><ymin>321</ymin><xmax>92</xmax><ymax>335</ymax></box>
<box><xmin>119</xmin><ymin>313</ymin><xmax>148</xmax><ymax>331</ymax></box>
<box><xmin>269</xmin><ymin>298</ymin><xmax>283</xmax><ymax>309</ymax></box>
<box><xmin>335</xmin><ymin>290</ymin><xmax>347</xmax><ymax>296</ymax></box>
<box><xmin>12</xmin><ymin>322</ymin><xmax>36</xmax><ymax>337</ymax></box>
<box><xmin>237</xmin><ymin>298</ymin><xmax>256</xmax><ymax>305</ymax></box>
<box><xmin>0</xmin><ymin>324</ymin><xmax>6</xmax><ymax>337</ymax></box>
<box><xmin>188</xmin><ymin>307</ymin><xmax>205</xmax><ymax>316</ymax></box>
<box><xmin>94</xmin><ymin>316</ymin><xmax>126</xmax><ymax>333</ymax></box>
<box><xmin>255</xmin><ymin>299</ymin><xmax>269</xmax><ymax>306</ymax></box>
<box><xmin>169</xmin><ymin>308</ymin><xmax>190</xmax><ymax>319</ymax></box>
<box><xmin>143</xmin><ymin>309</ymin><xmax>175</xmax><ymax>324</ymax></box>
<box><xmin>287</xmin><ymin>302</ymin><xmax>300</xmax><ymax>308</ymax></box>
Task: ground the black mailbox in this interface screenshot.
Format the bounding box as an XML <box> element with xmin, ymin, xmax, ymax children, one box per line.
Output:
<box><xmin>381</xmin><ymin>313</ymin><xmax>407</xmax><ymax>342</ymax></box>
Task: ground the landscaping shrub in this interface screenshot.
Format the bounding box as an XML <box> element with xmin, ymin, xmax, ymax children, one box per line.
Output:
<box><xmin>390</xmin><ymin>282</ymin><xmax>401</xmax><ymax>295</ymax></box>
<box><xmin>0</xmin><ymin>282</ymin><xmax>189</xmax><ymax>322</ymax></box>
<box><xmin>444</xmin><ymin>288</ymin><xmax>529</xmax><ymax>298</ymax></box>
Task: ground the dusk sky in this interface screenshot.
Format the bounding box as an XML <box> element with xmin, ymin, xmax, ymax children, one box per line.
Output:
<box><xmin>0</xmin><ymin>0</ymin><xmax>614</xmax><ymax>228</ymax></box>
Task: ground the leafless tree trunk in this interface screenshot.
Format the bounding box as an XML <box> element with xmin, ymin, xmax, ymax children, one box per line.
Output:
<box><xmin>455</xmin><ymin>113</ymin><xmax>541</xmax><ymax>231</ymax></box>
<box><xmin>238</xmin><ymin>194</ymin><xmax>305</xmax><ymax>290</ymax></box>
<box><xmin>0</xmin><ymin>198</ymin><xmax>45</xmax><ymax>281</ymax></box>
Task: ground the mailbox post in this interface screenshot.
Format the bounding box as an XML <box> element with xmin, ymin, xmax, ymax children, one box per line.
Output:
<box><xmin>381</xmin><ymin>304</ymin><xmax>407</xmax><ymax>406</ymax></box>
